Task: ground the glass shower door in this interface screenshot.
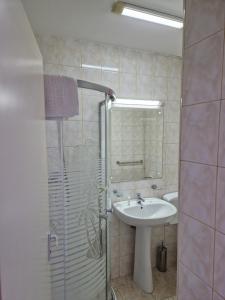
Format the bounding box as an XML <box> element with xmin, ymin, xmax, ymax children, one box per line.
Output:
<box><xmin>47</xmin><ymin>90</ymin><xmax>112</xmax><ymax>300</ymax></box>
<box><xmin>63</xmin><ymin>145</ymin><xmax>108</xmax><ymax>300</ymax></box>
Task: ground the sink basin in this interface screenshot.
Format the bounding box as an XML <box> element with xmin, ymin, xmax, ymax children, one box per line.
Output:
<box><xmin>113</xmin><ymin>198</ymin><xmax>177</xmax><ymax>227</ymax></box>
<box><xmin>162</xmin><ymin>192</ymin><xmax>179</xmax><ymax>224</ymax></box>
<box><xmin>113</xmin><ymin>197</ymin><xmax>177</xmax><ymax>294</ymax></box>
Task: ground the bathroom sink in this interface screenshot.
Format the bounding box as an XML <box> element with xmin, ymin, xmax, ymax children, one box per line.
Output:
<box><xmin>162</xmin><ymin>192</ymin><xmax>178</xmax><ymax>224</ymax></box>
<box><xmin>113</xmin><ymin>197</ymin><xmax>177</xmax><ymax>294</ymax></box>
<box><xmin>113</xmin><ymin>198</ymin><xmax>177</xmax><ymax>227</ymax></box>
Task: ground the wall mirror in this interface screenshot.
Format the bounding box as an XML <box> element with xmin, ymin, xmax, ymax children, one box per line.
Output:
<box><xmin>110</xmin><ymin>99</ymin><xmax>164</xmax><ymax>183</ymax></box>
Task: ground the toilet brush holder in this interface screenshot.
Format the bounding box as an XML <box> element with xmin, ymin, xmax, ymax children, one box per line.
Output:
<box><xmin>156</xmin><ymin>241</ymin><xmax>167</xmax><ymax>272</ymax></box>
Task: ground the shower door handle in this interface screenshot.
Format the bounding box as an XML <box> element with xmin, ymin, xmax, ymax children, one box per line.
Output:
<box><xmin>98</xmin><ymin>208</ymin><xmax>113</xmax><ymax>258</ymax></box>
<box><xmin>48</xmin><ymin>232</ymin><xmax>59</xmax><ymax>261</ymax></box>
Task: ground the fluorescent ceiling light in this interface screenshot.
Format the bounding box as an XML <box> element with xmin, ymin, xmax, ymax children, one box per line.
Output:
<box><xmin>112</xmin><ymin>1</ymin><xmax>183</xmax><ymax>29</ymax></box>
<box><xmin>122</xmin><ymin>8</ymin><xmax>183</xmax><ymax>28</ymax></box>
<box><xmin>82</xmin><ymin>64</ymin><xmax>119</xmax><ymax>72</ymax></box>
<box><xmin>112</xmin><ymin>98</ymin><xmax>162</xmax><ymax>109</ymax></box>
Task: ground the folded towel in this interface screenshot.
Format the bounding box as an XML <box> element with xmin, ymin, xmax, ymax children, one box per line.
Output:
<box><xmin>44</xmin><ymin>75</ymin><xmax>79</xmax><ymax>118</ymax></box>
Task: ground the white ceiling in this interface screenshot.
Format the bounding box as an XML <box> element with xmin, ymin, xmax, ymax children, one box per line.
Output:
<box><xmin>21</xmin><ymin>0</ymin><xmax>183</xmax><ymax>56</ymax></box>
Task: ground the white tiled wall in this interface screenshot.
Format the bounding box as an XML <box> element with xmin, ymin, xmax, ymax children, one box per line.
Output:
<box><xmin>37</xmin><ymin>34</ymin><xmax>181</xmax><ymax>279</ymax></box>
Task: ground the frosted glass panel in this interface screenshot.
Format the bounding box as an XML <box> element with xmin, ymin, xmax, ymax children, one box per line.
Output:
<box><xmin>64</xmin><ymin>145</ymin><xmax>107</xmax><ymax>300</ymax></box>
<box><xmin>47</xmin><ymin>95</ymin><xmax>108</xmax><ymax>300</ymax></box>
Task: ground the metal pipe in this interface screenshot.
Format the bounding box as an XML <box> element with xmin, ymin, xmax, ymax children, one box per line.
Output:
<box><xmin>77</xmin><ymin>79</ymin><xmax>116</xmax><ymax>100</ymax></box>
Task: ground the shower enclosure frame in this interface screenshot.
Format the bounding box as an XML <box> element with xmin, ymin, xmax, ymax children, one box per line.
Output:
<box><xmin>48</xmin><ymin>79</ymin><xmax>116</xmax><ymax>300</ymax></box>
<box><xmin>78</xmin><ymin>80</ymin><xmax>116</xmax><ymax>300</ymax></box>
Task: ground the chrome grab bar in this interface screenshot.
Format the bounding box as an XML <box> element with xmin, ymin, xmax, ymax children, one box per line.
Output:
<box><xmin>116</xmin><ymin>160</ymin><xmax>143</xmax><ymax>166</ymax></box>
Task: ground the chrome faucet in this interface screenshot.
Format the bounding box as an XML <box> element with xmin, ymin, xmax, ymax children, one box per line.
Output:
<box><xmin>137</xmin><ymin>193</ymin><xmax>145</xmax><ymax>207</ymax></box>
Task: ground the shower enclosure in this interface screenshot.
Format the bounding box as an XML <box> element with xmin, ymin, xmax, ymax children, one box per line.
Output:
<box><xmin>46</xmin><ymin>80</ymin><xmax>115</xmax><ymax>300</ymax></box>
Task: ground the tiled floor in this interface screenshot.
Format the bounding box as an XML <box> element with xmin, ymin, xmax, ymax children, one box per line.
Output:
<box><xmin>112</xmin><ymin>267</ymin><xmax>177</xmax><ymax>300</ymax></box>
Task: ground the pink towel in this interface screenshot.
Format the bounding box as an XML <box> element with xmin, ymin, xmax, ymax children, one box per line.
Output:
<box><xmin>44</xmin><ymin>75</ymin><xmax>79</xmax><ymax>118</ymax></box>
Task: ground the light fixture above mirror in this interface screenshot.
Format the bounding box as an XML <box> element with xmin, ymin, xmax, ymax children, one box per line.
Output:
<box><xmin>112</xmin><ymin>98</ymin><xmax>163</xmax><ymax>109</ymax></box>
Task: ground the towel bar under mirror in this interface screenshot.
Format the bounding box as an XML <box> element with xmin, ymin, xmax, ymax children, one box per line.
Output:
<box><xmin>116</xmin><ymin>160</ymin><xmax>143</xmax><ymax>166</ymax></box>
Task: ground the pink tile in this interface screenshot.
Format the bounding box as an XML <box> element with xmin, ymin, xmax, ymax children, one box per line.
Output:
<box><xmin>181</xmin><ymin>102</ymin><xmax>220</xmax><ymax>165</ymax></box>
<box><xmin>213</xmin><ymin>292</ymin><xmax>225</xmax><ymax>300</ymax></box>
<box><xmin>218</xmin><ymin>101</ymin><xmax>225</xmax><ymax>166</ymax></box>
<box><xmin>216</xmin><ymin>168</ymin><xmax>225</xmax><ymax>233</ymax></box>
<box><xmin>185</xmin><ymin>0</ymin><xmax>225</xmax><ymax>47</ymax></box>
<box><xmin>183</xmin><ymin>32</ymin><xmax>223</xmax><ymax>105</ymax></box>
<box><xmin>179</xmin><ymin>214</ymin><xmax>214</xmax><ymax>285</ymax></box>
<box><xmin>178</xmin><ymin>263</ymin><xmax>212</xmax><ymax>300</ymax></box>
<box><xmin>214</xmin><ymin>232</ymin><xmax>225</xmax><ymax>297</ymax></box>
<box><xmin>180</xmin><ymin>161</ymin><xmax>216</xmax><ymax>226</ymax></box>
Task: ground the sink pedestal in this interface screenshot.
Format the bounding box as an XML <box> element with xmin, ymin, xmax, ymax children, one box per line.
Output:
<box><xmin>134</xmin><ymin>227</ymin><xmax>153</xmax><ymax>293</ymax></box>
<box><xmin>113</xmin><ymin>198</ymin><xmax>177</xmax><ymax>293</ymax></box>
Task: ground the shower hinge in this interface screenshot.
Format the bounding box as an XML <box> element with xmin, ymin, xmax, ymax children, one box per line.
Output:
<box><xmin>99</xmin><ymin>213</ymin><xmax>108</xmax><ymax>221</ymax></box>
<box><xmin>99</xmin><ymin>208</ymin><xmax>113</xmax><ymax>220</ymax></box>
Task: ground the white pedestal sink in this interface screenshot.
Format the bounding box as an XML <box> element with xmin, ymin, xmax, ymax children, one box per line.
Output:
<box><xmin>113</xmin><ymin>198</ymin><xmax>177</xmax><ymax>293</ymax></box>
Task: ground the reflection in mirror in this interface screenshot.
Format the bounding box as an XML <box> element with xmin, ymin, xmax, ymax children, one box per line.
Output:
<box><xmin>110</xmin><ymin>103</ymin><xmax>164</xmax><ymax>183</ymax></box>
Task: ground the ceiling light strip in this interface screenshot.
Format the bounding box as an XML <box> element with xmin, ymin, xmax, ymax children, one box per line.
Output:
<box><xmin>112</xmin><ymin>1</ymin><xmax>183</xmax><ymax>29</ymax></box>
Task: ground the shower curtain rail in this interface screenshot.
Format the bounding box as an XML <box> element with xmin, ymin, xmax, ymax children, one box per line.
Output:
<box><xmin>77</xmin><ymin>79</ymin><xmax>116</xmax><ymax>99</ymax></box>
